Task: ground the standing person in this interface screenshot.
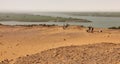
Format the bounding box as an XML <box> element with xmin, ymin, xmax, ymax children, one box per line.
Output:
<box><xmin>91</xmin><ymin>27</ymin><xmax>94</xmax><ymax>33</ymax></box>
<box><xmin>87</xmin><ymin>26</ymin><xmax>92</xmax><ymax>33</ymax></box>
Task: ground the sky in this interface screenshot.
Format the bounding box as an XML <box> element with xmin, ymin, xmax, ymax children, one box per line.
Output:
<box><xmin>0</xmin><ymin>0</ymin><xmax>120</xmax><ymax>12</ymax></box>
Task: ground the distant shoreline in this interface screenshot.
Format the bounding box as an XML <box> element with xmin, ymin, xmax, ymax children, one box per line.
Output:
<box><xmin>0</xmin><ymin>13</ymin><xmax>91</xmax><ymax>22</ymax></box>
<box><xmin>0</xmin><ymin>23</ymin><xmax>120</xmax><ymax>29</ymax></box>
<box><xmin>51</xmin><ymin>12</ymin><xmax>120</xmax><ymax>17</ymax></box>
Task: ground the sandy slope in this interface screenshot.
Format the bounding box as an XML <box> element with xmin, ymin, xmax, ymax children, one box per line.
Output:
<box><xmin>0</xmin><ymin>25</ymin><xmax>120</xmax><ymax>61</ymax></box>
<box><xmin>13</xmin><ymin>43</ymin><xmax>120</xmax><ymax>64</ymax></box>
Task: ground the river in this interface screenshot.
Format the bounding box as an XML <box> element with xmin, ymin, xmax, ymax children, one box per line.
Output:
<box><xmin>0</xmin><ymin>12</ymin><xmax>120</xmax><ymax>28</ymax></box>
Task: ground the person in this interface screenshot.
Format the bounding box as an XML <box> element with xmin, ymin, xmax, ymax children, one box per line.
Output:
<box><xmin>88</xmin><ymin>27</ymin><xmax>91</xmax><ymax>32</ymax></box>
<box><xmin>87</xmin><ymin>26</ymin><xmax>92</xmax><ymax>33</ymax></box>
<box><xmin>91</xmin><ymin>27</ymin><xmax>94</xmax><ymax>33</ymax></box>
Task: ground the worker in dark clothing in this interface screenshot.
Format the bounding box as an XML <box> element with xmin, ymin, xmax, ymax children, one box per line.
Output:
<box><xmin>91</xmin><ymin>27</ymin><xmax>94</xmax><ymax>33</ymax></box>
<box><xmin>88</xmin><ymin>27</ymin><xmax>91</xmax><ymax>32</ymax></box>
<box><xmin>87</xmin><ymin>26</ymin><xmax>92</xmax><ymax>33</ymax></box>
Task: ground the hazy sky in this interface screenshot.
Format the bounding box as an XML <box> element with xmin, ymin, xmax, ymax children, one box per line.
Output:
<box><xmin>0</xmin><ymin>0</ymin><xmax>120</xmax><ymax>12</ymax></box>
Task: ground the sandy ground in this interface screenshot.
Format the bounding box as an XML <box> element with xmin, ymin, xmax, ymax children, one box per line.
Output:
<box><xmin>13</xmin><ymin>43</ymin><xmax>120</xmax><ymax>64</ymax></box>
<box><xmin>0</xmin><ymin>25</ymin><xmax>120</xmax><ymax>61</ymax></box>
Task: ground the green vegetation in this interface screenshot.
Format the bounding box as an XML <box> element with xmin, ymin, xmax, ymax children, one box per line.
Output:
<box><xmin>0</xmin><ymin>13</ymin><xmax>91</xmax><ymax>22</ymax></box>
<box><xmin>108</xmin><ymin>26</ymin><xmax>120</xmax><ymax>29</ymax></box>
<box><xmin>15</xmin><ymin>24</ymin><xmax>56</xmax><ymax>27</ymax></box>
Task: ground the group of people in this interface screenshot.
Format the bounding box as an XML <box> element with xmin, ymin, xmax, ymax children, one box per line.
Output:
<box><xmin>62</xmin><ymin>24</ymin><xmax>102</xmax><ymax>33</ymax></box>
<box><xmin>87</xmin><ymin>26</ymin><xmax>94</xmax><ymax>33</ymax></box>
<box><xmin>86</xmin><ymin>26</ymin><xmax>103</xmax><ymax>33</ymax></box>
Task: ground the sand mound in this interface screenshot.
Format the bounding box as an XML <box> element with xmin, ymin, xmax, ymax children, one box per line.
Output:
<box><xmin>1</xmin><ymin>43</ymin><xmax>120</xmax><ymax>64</ymax></box>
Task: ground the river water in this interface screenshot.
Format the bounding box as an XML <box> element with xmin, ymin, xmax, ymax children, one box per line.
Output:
<box><xmin>0</xmin><ymin>12</ymin><xmax>120</xmax><ymax>28</ymax></box>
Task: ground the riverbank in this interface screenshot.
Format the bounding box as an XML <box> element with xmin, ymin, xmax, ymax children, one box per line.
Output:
<box><xmin>0</xmin><ymin>25</ymin><xmax>120</xmax><ymax>62</ymax></box>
